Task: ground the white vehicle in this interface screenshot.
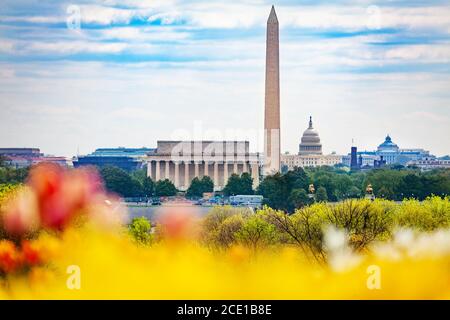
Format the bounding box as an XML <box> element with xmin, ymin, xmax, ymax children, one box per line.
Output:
<box><xmin>229</xmin><ymin>195</ymin><xmax>263</xmax><ymax>208</ymax></box>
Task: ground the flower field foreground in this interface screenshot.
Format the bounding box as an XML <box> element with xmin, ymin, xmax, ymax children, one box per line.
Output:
<box><xmin>1</xmin><ymin>164</ymin><xmax>450</xmax><ymax>299</ymax></box>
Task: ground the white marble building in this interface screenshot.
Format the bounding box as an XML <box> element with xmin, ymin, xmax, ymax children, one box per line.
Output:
<box><xmin>281</xmin><ymin>117</ymin><xmax>343</xmax><ymax>170</ymax></box>
<box><xmin>145</xmin><ymin>141</ymin><xmax>260</xmax><ymax>191</ymax></box>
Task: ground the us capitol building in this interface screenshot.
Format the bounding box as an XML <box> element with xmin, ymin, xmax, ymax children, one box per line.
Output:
<box><xmin>281</xmin><ymin>117</ymin><xmax>342</xmax><ymax>170</ymax></box>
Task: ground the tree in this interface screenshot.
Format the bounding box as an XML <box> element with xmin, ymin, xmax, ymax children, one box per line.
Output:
<box><xmin>288</xmin><ymin>188</ymin><xmax>310</xmax><ymax>210</ymax></box>
<box><xmin>348</xmin><ymin>186</ymin><xmax>362</xmax><ymax>198</ymax></box>
<box><xmin>235</xmin><ymin>215</ymin><xmax>278</xmax><ymax>252</ymax></box>
<box><xmin>128</xmin><ymin>217</ymin><xmax>152</xmax><ymax>245</ymax></box>
<box><xmin>0</xmin><ymin>156</ymin><xmax>6</xmax><ymax>167</ymax></box>
<box><xmin>313</xmin><ymin>173</ymin><xmax>336</xmax><ymax>201</ymax></box>
<box><xmin>239</xmin><ymin>173</ymin><xmax>254</xmax><ymax>195</ymax></box>
<box><xmin>131</xmin><ymin>168</ymin><xmax>147</xmax><ymax>183</ymax></box>
<box><xmin>0</xmin><ymin>166</ymin><xmax>29</xmax><ymax>185</ymax></box>
<box><xmin>315</xmin><ymin>186</ymin><xmax>328</xmax><ymax>202</ymax></box>
<box><xmin>284</xmin><ymin>167</ymin><xmax>310</xmax><ymax>191</ymax></box>
<box><xmin>325</xmin><ymin>200</ymin><xmax>393</xmax><ymax>251</ymax></box>
<box><xmin>365</xmin><ymin>169</ymin><xmax>404</xmax><ymax>200</ymax></box>
<box><xmin>155</xmin><ymin>179</ymin><xmax>177</xmax><ymax>197</ymax></box>
<box><xmin>186</xmin><ymin>176</ymin><xmax>214</xmax><ymax>198</ymax></box>
<box><xmin>223</xmin><ymin>173</ymin><xmax>253</xmax><ymax>196</ymax></box>
<box><xmin>333</xmin><ymin>174</ymin><xmax>353</xmax><ymax>200</ymax></box>
<box><xmin>100</xmin><ymin>166</ymin><xmax>143</xmax><ymax>197</ymax></box>
<box><xmin>257</xmin><ymin>173</ymin><xmax>290</xmax><ymax>211</ymax></box>
<box><xmin>142</xmin><ymin>177</ymin><xmax>154</xmax><ymax>197</ymax></box>
<box><xmin>399</xmin><ymin>173</ymin><xmax>423</xmax><ymax>199</ymax></box>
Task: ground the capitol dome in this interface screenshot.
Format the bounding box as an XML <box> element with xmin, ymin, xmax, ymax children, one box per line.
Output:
<box><xmin>377</xmin><ymin>135</ymin><xmax>399</xmax><ymax>152</ymax></box>
<box><xmin>299</xmin><ymin>116</ymin><xmax>323</xmax><ymax>155</ymax></box>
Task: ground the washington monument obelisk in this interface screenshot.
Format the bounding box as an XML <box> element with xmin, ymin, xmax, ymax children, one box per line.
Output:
<box><xmin>264</xmin><ymin>5</ymin><xmax>281</xmax><ymax>174</ymax></box>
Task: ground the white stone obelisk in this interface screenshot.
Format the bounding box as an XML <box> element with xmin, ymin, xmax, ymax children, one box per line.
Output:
<box><xmin>264</xmin><ymin>5</ymin><xmax>281</xmax><ymax>175</ymax></box>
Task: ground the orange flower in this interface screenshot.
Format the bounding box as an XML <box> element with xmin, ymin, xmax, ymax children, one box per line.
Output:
<box><xmin>0</xmin><ymin>240</ymin><xmax>23</xmax><ymax>274</ymax></box>
<box><xmin>27</xmin><ymin>163</ymin><xmax>63</xmax><ymax>201</ymax></box>
<box><xmin>21</xmin><ymin>240</ymin><xmax>42</xmax><ymax>266</ymax></box>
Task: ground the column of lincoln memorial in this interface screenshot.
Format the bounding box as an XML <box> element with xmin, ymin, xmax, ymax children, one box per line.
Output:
<box><xmin>145</xmin><ymin>141</ymin><xmax>260</xmax><ymax>191</ymax></box>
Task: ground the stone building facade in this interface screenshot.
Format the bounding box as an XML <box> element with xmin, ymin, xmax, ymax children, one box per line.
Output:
<box><xmin>145</xmin><ymin>141</ymin><xmax>260</xmax><ymax>191</ymax></box>
<box><xmin>281</xmin><ymin>153</ymin><xmax>342</xmax><ymax>170</ymax></box>
<box><xmin>281</xmin><ymin>117</ymin><xmax>343</xmax><ymax>170</ymax></box>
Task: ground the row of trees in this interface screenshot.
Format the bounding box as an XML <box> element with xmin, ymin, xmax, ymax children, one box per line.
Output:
<box><xmin>0</xmin><ymin>156</ymin><xmax>29</xmax><ymax>185</ymax></box>
<box><xmin>200</xmin><ymin>196</ymin><xmax>450</xmax><ymax>258</ymax></box>
<box><xmin>2</xmin><ymin>159</ymin><xmax>450</xmax><ymax>205</ymax></box>
<box><xmin>257</xmin><ymin>166</ymin><xmax>450</xmax><ymax>212</ymax></box>
<box><xmin>99</xmin><ymin>167</ymin><xmax>177</xmax><ymax>198</ymax></box>
<box><xmin>100</xmin><ymin>167</ymin><xmax>255</xmax><ymax>199</ymax></box>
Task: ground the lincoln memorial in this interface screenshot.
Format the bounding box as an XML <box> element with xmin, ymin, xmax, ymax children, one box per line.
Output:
<box><xmin>145</xmin><ymin>141</ymin><xmax>260</xmax><ymax>191</ymax></box>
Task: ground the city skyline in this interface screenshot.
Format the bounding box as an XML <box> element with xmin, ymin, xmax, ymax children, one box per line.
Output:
<box><xmin>1</xmin><ymin>1</ymin><xmax>450</xmax><ymax>157</ymax></box>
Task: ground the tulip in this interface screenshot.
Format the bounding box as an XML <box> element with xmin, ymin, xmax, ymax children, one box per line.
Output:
<box><xmin>1</xmin><ymin>187</ymin><xmax>40</xmax><ymax>236</ymax></box>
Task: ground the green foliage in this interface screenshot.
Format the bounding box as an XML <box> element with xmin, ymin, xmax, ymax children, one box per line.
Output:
<box><xmin>0</xmin><ymin>184</ymin><xmax>20</xmax><ymax>206</ymax></box>
<box><xmin>142</xmin><ymin>177</ymin><xmax>155</xmax><ymax>197</ymax></box>
<box><xmin>348</xmin><ymin>186</ymin><xmax>362</xmax><ymax>198</ymax></box>
<box><xmin>0</xmin><ymin>165</ymin><xmax>29</xmax><ymax>185</ymax></box>
<box><xmin>315</xmin><ymin>187</ymin><xmax>328</xmax><ymax>202</ymax></box>
<box><xmin>128</xmin><ymin>217</ymin><xmax>153</xmax><ymax>245</ymax></box>
<box><xmin>100</xmin><ymin>166</ymin><xmax>145</xmax><ymax>198</ymax></box>
<box><xmin>155</xmin><ymin>179</ymin><xmax>177</xmax><ymax>197</ymax></box>
<box><xmin>288</xmin><ymin>188</ymin><xmax>310</xmax><ymax>210</ymax></box>
<box><xmin>394</xmin><ymin>196</ymin><xmax>450</xmax><ymax>231</ymax></box>
<box><xmin>324</xmin><ymin>199</ymin><xmax>394</xmax><ymax>251</ymax></box>
<box><xmin>215</xmin><ymin>214</ymin><xmax>245</xmax><ymax>249</ymax></box>
<box><xmin>131</xmin><ymin>168</ymin><xmax>147</xmax><ymax>184</ymax></box>
<box><xmin>200</xmin><ymin>206</ymin><xmax>252</xmax><ymax>249</ymax></box>
<box><xmin>223</xmin><ymin>173</ymin><xmax>254</xmax><ymax>196</ymax></box>
<box><xmin>284</xmin><ymin>167</ymin><xmax>311</xmax><ymax>191</ymax></box>
<box><xmin>187</xmin><ymin>176</ymin><xmax>214</xmax><ymax>198</ymax></box>
<box><xmin>235</xmin><ymin>214</ymin><xmax>278</xmax><ymax>251</ymax></box>
<box><xmin>259</xmin><ymin>166</ymin><xmax>450</xmax><ymax>212</ymax></box>
<box><xmin>257</xmin><ymin>173</ymin><xmax>290</xmax><ymax>211</ymax></box>
<box><xmin>257</xmin><ymin>167</ymin><xmax>311</xmax><ymax>212</ymax></box>
<box><xmin>201</xmin><ymin>197</ymin><xmax>450</xmax><ymax>261</ymax></box>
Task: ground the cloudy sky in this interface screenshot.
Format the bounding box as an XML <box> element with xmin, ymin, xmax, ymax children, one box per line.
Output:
<box><xmin>1</xmin><ymin>0</ymin><xmax>449</xmax><ymax>157</ymax></box>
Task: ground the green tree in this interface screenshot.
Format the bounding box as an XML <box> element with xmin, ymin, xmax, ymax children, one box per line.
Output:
<box><xmin>315</xmin><ymin>186</ymin><xmax>328</xmax><ymax>202</ymax></box>
<box><xmin>284</xmin><ymin>167</ymin><xmax>310</xmax><ymax>191</ymax></box>
<box><xmin>257</xmin><ymin>173</ymin><xmax>290</xmax><ymax>211</ymax></box>
<box><xmin>399</xmin><ymin>173</ymin><xmax>423</xmax><ymax>199</ymax></box>
<box><xmin>348</xmin><ymin>186</ymin><xmax>362</xmax><ymax>198</ymax></box>
<box><xmin>365</xmin><ymin>169</ymin><xmax>404</xmax><ymax>200</ymax></box>
<box><xmin>128</xmin><ymin>217</ymin><xmax>153</xmax><ymax>245</ymax></box>
<box><xmin>235</xmin><ymin>214</ymin><xmax>278</xmax><ymax>252</ymax></box>
<box><xmin>131</xmin><ymin>168</ymin><xmax>147</xmax><ymax>183</ymax></box>
<box><xmin>0</xmin><ymin>166</ymin><xmax>29</xmax><ymax>185</ymax></box>
<box><xmin>223</xmin><ymin>173</ymin><xmax>254</xmax><ymax>196</ymax></box>
<box><xmin>155</xmin><ymin>179</ymin><xmax>177</xmax><ymax>197</ymax></box>
<box><xmin>186</xmin><ymin>176</ymin><xmax>214</xmax><ymax>198</ymax></box>
<box><xmin>100</xmin><ymin>166</ymin><xmax>144</xmax><ymax>197</ymax></box>
<box><xmin>142</xmin><ymin>177</ymin><xmax>154</xmax><ymax>197</ymax></box>
<box><xmin>288</xmin><ymin>188</ymin><xmax>310</xmax><ymax>210</ymax></box>
<box><xmin>333</xmin><ymin>174</ymin><xmax>353</xmax><ymax>200</ymax></box>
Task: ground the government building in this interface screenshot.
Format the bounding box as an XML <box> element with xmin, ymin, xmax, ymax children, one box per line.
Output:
<box><xmin>145</xmin><ymin>141</ymin><xmax>260</xmax><ymax>191</ymax></box>
<box><xmin>281</xmin><ymin>117</ymin><xmax>342</xmax><ymax>170</ymax></box>
<box><xmin>342</xmin><ymin>135</ymin><xmax>434</xmax><ymax>168</ymax></box>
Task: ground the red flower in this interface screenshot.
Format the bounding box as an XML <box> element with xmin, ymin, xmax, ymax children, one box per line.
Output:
<box><xmin>21</xmin><ymin>240</ymin><xmax>42</xmax><ymax>266</ymax></box>
<box><xmin>27</xmin><ymin>163</ymin><xmax>103</xmax><ymax>230</ymax></box>
<box><xmin>0</xmin><ymin>240</ymin><xmax>23</xmax><ymax>274</ymax></box>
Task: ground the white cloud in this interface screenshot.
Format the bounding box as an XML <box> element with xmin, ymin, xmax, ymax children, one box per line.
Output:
<box><xmin>25</xmin><ymin>40</ymin><xmax>129</xmax><ymax>54</ymax></box>
<box><xmin>385</xmin><ymin>44</ymin><xmax>450</xmax><ymax>62</ymax></box>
